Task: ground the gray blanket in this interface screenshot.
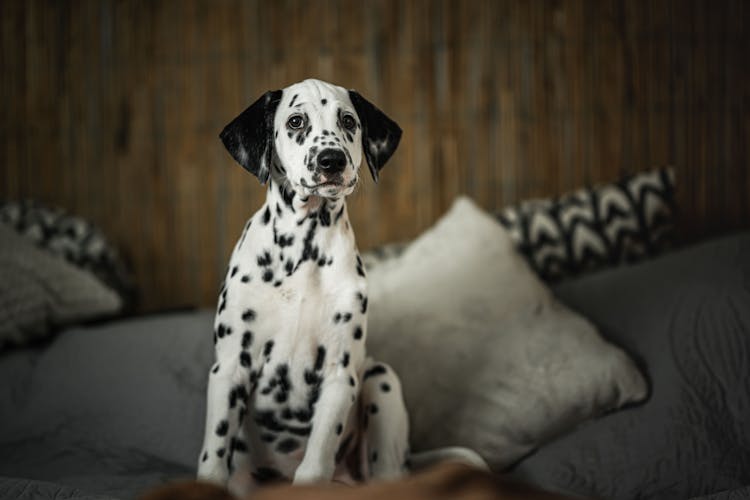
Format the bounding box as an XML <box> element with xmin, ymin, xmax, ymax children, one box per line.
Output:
<box><xmin>511</xmin><ymin>232</ymin><xmax>750</xmax><ymax>499</ymax></box>
<box><xmin>1</xmin><ymin>233</ymin><xmax>749</xmax><ymax>499</ymax></box>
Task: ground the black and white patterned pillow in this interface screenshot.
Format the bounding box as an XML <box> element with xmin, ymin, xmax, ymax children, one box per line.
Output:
<box><xmin>0</xmin><ymin>200</ymin><xmax>135</xmax><ymax>306</ymax></box>
<box><xmin>496</xmin><ymin>167</ymin><xmax>676</xmax><ymax>282</ymax></box>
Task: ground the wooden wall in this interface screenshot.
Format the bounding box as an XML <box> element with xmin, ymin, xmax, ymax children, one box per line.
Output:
<box><xmin>1</xmin><ymin>0</ymin><xmax>748</xmax><ymax>311</ymax></box>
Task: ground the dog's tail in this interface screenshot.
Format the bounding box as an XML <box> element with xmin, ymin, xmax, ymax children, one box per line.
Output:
<box><xmin>408</xmin><ymin>446</ymin><xmax>489</xmax><ymax>472</ymax></box>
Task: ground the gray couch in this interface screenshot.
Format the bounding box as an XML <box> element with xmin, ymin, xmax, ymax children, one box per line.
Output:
<box><xmin>1</xmin><ymin>233</ymin><xmax>748</xmax><ymax>499</ymax></box>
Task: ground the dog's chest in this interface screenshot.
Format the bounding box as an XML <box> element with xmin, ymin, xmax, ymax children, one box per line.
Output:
<box><xmin>216</xmin><ymin>200</ymin><xmax>368</xmax><ymax>472</ymax></box>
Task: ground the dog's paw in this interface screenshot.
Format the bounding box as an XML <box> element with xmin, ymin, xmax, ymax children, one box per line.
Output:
<box><xmin>197</xmin><ymin>460</ymin><xmax>229</xmax><ymax>486</ymax></box>
<box><xmin>292</xmin><ymin>460</ymin><xmax>334</xmax><ymax>485</ymax></box>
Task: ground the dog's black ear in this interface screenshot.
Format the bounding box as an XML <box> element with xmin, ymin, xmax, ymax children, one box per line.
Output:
<box><xmin>348</xmin><ymin>90</ymin><xmax>402</xmax><ymax>183</ymax></box>
<box><xmin>220</xmin><ymin>90</ymin><xmax>282</xmax><ymax>184</ymax></box>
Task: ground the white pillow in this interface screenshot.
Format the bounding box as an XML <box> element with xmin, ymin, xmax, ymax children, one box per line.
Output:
<box><xmin>366</xmin><ymin>197</ymin><xmax>648</xmax><ymax>470</ymax></box>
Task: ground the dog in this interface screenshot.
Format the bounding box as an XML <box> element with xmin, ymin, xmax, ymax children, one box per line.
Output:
<box><xmin>197</xmin><ymin>79</ymin><xmax>485</xmax><ymax>494</ymax></box>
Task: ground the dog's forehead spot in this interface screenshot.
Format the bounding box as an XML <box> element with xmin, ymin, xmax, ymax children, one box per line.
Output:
<box><xmin>281</xmin><ymin>79</ymin><xmax>353</xmax><ymax>116</ymax></box>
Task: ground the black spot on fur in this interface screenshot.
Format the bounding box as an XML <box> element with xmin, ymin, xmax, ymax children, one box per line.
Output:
<box><xmin>357</xmin><ymin>292</ymin><xmax>368</xmax><ymax>313</ymax></box>
<box><xmin>304</xmin><ymin>369</ymin><xmax>321</xmax><ymax>385</ymax></box>
<box><xmin>314</xmin><ymin>346</ymin><xmax>326</xmax><ymax>370</ymax></box>
<box><xmin>261</xmin><ymin>433</ymin><xmax>276</xmax><ymax>443</ymax></box>
<box><xmin>262</xmin><ymin>269</ymin><xmax>274</xmax><ymax>282</ymax></box>
<box><xmin>211</xmin><ymin>363</ymin><xmax>220</xmax><ymax>374</ymax></box>
<box><xmin>240</xmin><ymin>351</ymin><xmax>251</xmax><ymax>367</ymax></box>
<box><xmin>216</xmin><ymin>420</ymin><xmax>229</xmax><ymax>436</ymax></box>
<box><xmin>353</xmin><ymin>326</ymin><xmax>363</xmax><ymax>340</ymax></box>
<box><xmin>201</xmin><ymin>450</ymin><xmax>208</xmax><ymax>462</ymax></box>
<box><xmin>334</xmin><ymin>205</ymin><xmax>345</xmax><ymax>224</ymax></box>
<box><xmin>364</xmin><ymin>364</ymin><xmax>387</xmax><ymax>379</ymax></box>
<box><xmin>342</xmin><ymin>352</ymin><xmax>350</xmax><ymax>367</ymax></box>
<box><xmin>349</xmin><ymin>376</ymin><xmax>355</xmax><ymax>387</ymax></box>
<box><xmin>274</xmin><ymin>280</ymin><xmax>282</xmax><ymax>287</ymax></box>
<box><xmin>299</xmin><ymin>220</ymin><xmax>318</xmax><ymax>265</ymax></box>
<box><xmin>231</xmin><ymin>437</ymin><xmax>248</xmax><ymax>453</ymax></box>
<box><xmin>217</xmin><ymin>288</ymin><xmax>227</xmax><ymax>314</ymax></box>
<box><xmin>342</xmin><ymin>312</ymin><xmax>352</xmax><ymax>322</ymax></box>
<box><xmin>255</xmin><ymin>410</ymin><xmax>285</xmax><ymax>432</ymax></box>
<box><xmin>276</xmin><ymin>438</ymin><xmax>301</xmax><ymax>453</ymax></box>
<box><xmin>308</xmin><ymin>385</ymin><xmax>320</xmax><ymax>406</ymax></box>
<box><xmin>230</xmin><ymin>266</ymin><xmax>238</xmax><ymax>277</ymax></box>
<box><xmin>262</xmin><ymin>206</ymin><xmax>271</xmax><ymax>225</ymax></box>
<box><xmin>264</xmin><ymin>340</ymin><xmax>274</xmax><ymax>358</ymax></box>
<box><xmin>235</xmin><ymin>384</ymin><xmax>249</xmax><ymax>403</ymax></box>
<box><xmin>321</xmin><ymin>99</ymin><xmax>327</xmax><ymax>105</ymax></box>
<box><xmin>286</xmin><ymin>424</ymin><xmax>312</xmax><ymax>436</ymax></box>
<box><xmin>381</xmin><ymin>382</ymin><xmax>391</xmax><ymax>392</ymax></box>
<box><xmin>319</xmin><ymin>206</ymin><xmax>331</xmax><ymax>227</ymax></box>
<box><xmin>336</xmin><ymin>423</ymin><xmax>343</xmax><ymax>435</ymax></box>
<box><xmin>242</xmin><ymin>309</ymin><xmax>256</xmax><ymax>322</ymax></box>
<box><xmin>217</xmin><ymin>323</ymin><xmax>228</xmax><ymax>338</ymax></box>
<box><xmin>241</xmin><ymin>274</ymin><xmax>251</xmax><ymax>283</ymax></box>
<box><xmin>356</xmin><ymin>255</ymin><xmax>366</xmax><ymax>277</ymax></box>
<box><xmin>280</xmin><ymin>183</ymin><xmax>295</xmax><ymax>208</ymax></box>
<box><xmin>285</xmin><ymin>259</ymin><xmax>294</xmax><ymax>275</ymax></box>
<box><xmin>334</xmin><ymin>313</ymin><xmax>342</xmax><ymax>323</ymax></box>
<box><xmin>257</xmin><ymin>251</ymin><xmax>272</xmax><ymax>267</ymax></box>
<box><xmin>242</xmin><ymin>331</ymin><xmax>253</xmax><ymax>349</ymax></box>
<box><xmin>294</xmin><ymin>408</ymin><xmax>313</xmax><ymax>422</ymax></box>
<box><xmin>278</xmin><ymin>234</ymin><xmax>295</xmax><ymax>247</ymax></box>
<box><xmin>217</xmin><ymin>447</ymin><xmax>226</xmax><ymax>458</ymax></box>
<box><xmin>274</xmin><ymin>391</ymin><xmax>288</xmax><ymax>403</ymax></box>
<box><xmin>370</xmin><ymin>404</ymin><xmax>379</xmax><ymax>414</ymax></box>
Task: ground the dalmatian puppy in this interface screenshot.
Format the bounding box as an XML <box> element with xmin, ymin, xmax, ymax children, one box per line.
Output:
<box><xmin>197</xmin><ymin>79</ymin><xmax>485</xmax><ymax>493</ymax></box>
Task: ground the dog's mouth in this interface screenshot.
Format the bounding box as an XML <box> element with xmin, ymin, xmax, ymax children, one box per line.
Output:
<box><xmin>311</xmin><ymin>180</ymin><xmax>343</xmax><ymax>188</ymax></box>
<box><xmin>298</xmin><ymin>175</ymin><xmax>357</xmax><ymax>198</ymax></box>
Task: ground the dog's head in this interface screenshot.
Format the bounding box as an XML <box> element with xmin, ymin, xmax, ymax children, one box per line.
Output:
<box><xmin>220</xmin><ymin>79</ymin><xmax>402</xmax><ymax>199</ymax></box>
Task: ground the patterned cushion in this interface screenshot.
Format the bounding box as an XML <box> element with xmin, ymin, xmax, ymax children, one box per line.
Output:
<box><xmin>0</xmin><ymin>200</ymin><xmax>134</xmax><ymax>304</ymax></box>
<box><xmin>496</xmin><ymin>167</ymin><xmax>676</xmax><ymax>282</ymax></box>
<box><xmin>364</xmin><ymin>168</ymin><xmax>676</xmax><ymax>282</ymax></box>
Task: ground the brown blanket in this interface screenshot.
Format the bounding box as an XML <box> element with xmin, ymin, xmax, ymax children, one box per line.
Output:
<box><xmin>142</xmin><ymin>464</ymin><xmax>583</xmax><ymax>500</ymax></box>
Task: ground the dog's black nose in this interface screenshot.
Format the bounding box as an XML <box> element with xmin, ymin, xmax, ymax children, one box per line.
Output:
<box><xmin>317</xmin><ymin>149</ymin><xmax>347</xmax><ymax>174</ymax></box>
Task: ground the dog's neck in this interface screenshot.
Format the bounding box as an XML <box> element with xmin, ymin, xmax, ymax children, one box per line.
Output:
<box><xmin>263</xmin><ymin>178</ymin><xmax>350</xmax><ymax>237</ymax></box>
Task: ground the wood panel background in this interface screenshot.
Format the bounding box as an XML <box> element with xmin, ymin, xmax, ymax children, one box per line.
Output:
<box><xmin>1</xmin><ymin>0</ymin><xmax>748</xmax><ymax>312</ymax></box>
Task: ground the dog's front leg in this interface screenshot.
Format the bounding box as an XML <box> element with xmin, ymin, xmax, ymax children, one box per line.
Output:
<box><xmin>293</xmin><ymin>374</ymin><xmax>354</xmax><ymax>484</ymax></box>
<box><xmin>198</xmin><ymin>359</ymin><xmax>251</xmax><ymax>485</ymax></box>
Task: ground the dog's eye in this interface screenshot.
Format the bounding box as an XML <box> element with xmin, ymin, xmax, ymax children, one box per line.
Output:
<box><xmin>287</xmin><ymin>115</ymin><xmax>305</xmax><ymax>130</ymax></box>
<box><xmin>342</xmin><ymin>114</ymin><xmax>356</xmax><ymax>131</ymax></box>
